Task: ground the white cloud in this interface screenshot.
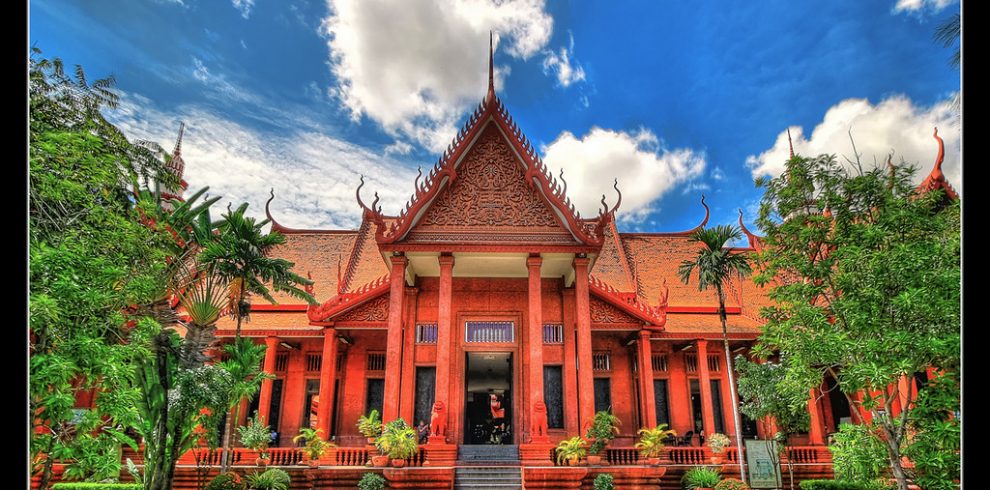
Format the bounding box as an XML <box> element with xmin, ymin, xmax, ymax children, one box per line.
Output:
<box><xmin>232</xmin><ymin>0</ymin><xmax>254</xmax><ymax>18</ymax></box>
<box><xmin>319</xmin><ymin>0</ymin><xmax>553</xmax><ymax>153</ymax></box>
<box><xmin>893</xmin><ymin>0</ymin><xmax>956</xmax><ymax>13</ymax></box>
<box><xmin>711</xmin><ymin>166</ymin><xmax>726</xmax><ymax>181</ymax></box>
<box><xmin>542</xmin><ymin>33</ymin><xmax>585</xmax><ymax>87</ymax></box>
<box><xmin>109</xmin><ymin>94</ymin><xmax>417</xmax><ymax>230</ymax></box>
<box><xmin>746</xmin><ymin>95</ymin><xmax>960</xmax><ymax>194</ymax></box>
<box><xmin>191</xmin><ymin>57</ymin><xmax>257</xmax><ymax>104</ymax></box>
<box><xmin>541</xmin><ymin>127</ymin><xmax>707</xmax><ymax>223</ymax></box>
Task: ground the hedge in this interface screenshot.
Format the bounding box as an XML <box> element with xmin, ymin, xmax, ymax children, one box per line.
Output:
<box><xmin>52</xmin><ymin>485</ymin><xmax>143</xmax><ymax>490</ymax></box>
<box><xmin>799</xmin><ymin>480</ymin><xmax>895</xmax><ymax>490</ymax></box>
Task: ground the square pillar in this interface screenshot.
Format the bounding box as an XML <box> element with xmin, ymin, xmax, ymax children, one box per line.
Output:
<box><xmin>808</xmin><ymin>387</ymin><xmax>826</xmax><ymax>445</ymax></box>
<box><xmin>257</xmin><ymin>336</ymin><xmax>279</xmax><ymax>424</ymax></box>
<box><xmin>429</xmin><ymin>253</ymin><xmax>455</xmax><ymax>444</ymax></box>
<box><xmin>382</xmin><ymin>254</ymin><xmax>407</xmax><ymax>423</ymax></box>
<box><xmin>573</xmin><ymin>256</ymin><xmax>594</xmax><ymax>431</ymax></box>
<box><xmin>316</xmin><ymin>327</ymin><xmax>338</xmax><ymax>435</ymax></box>
<box><xmin>637</xmin><ymin>330</ymin><xmax>657</xmax><ymax>428</ymax></box>
<box><xmin>399</xmin><ymin>287</ymin><xmax>419</xmax><ymax>424</ymax></box>
<box><xmin>667</xmin><ymin>349</ymin><xmax>693</xmax><ymax>435</ymax></box>
<box><xmin>696</xmin><ymin>339</ymin><xmax>716</xmax><ymax>438</ymax></box>
<box><xmin>526</xmin><ymin>255</ymin><xmax>549</xmax><ymax>443</ymax></box>
<box><xmin>719</xmin><ymin>354</ymin><xmax>737</xmax><ymax>437</ymax></box>
<box><xmin>561</xmin><ymin>289</ymin><xmax>579</xmax><ymax>434</ymax></box>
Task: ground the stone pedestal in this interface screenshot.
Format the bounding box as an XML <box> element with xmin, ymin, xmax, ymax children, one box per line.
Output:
<box><xmin>423</xmin><ymin>442</ymin><xmax>457</xmax><ymax>466</ymax></box>
<box><xmin>519</xmin><ymin>442</ymin><xmax>556</xmax><ymax>466</ymax></box>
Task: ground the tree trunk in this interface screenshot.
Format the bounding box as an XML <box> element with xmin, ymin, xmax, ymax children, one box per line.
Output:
<box><xmin>38</xmin><ymin>436</ymin><xmax>55</xmax><ymax>490</ymax></box>
<box><xmin>219</xmin><ymin>405</ymin><xmax>236</xmax><ymax>472</ymax></box>
<box><xmin>880</xmin><ymin>419</ymin><xmax>910</xmax><ymax>490</ymax></box>
<box><xmin>719</xmin><ymin>285</ymin><xmax>748</xmax><ymax>485</ymax></box>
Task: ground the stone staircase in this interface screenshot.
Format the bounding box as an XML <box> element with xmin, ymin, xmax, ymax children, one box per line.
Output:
<box><xmin>454</xmin><ymin>466</ymin><xmax>523</xmax><ymax>489</ymax></box>
<box><xmin>455</xmin><ymin>445</ymin><xmax>522</xmax><ymax>489</ymax></box>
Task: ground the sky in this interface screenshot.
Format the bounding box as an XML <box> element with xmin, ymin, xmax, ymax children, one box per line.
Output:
<box><xmin>30</xmin><ymin>0</ymin><xmax>961</xmax><ymax>234</ymax></box>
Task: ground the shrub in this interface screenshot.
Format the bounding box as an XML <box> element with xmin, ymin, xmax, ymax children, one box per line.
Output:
<box><xmin>52</xmin><ymin>485</ymin><xmax>143</xmax><ymax>490</ymax></box>
<box><xmin>634</xmin><ymin>424</ymin><xmax>677</xmax><ymax>458</ymax></box>
<box><xmin>585</xmin><ymin>411</ymin><xmax>621</xmax><ymax>455</ymax></box>
<box><xmin>245</xmin><ymin>468</ymin><xmax>290</xmax><ymax>490</ymax></box>
<box><xmin>593</xmin><ymin>473</ymin><xmax>615</xmax><ymax>490</ymax></box>
<box><xmin>205</xmin><ymin>471</ymin><xmax>246</xmax><ymax>490</ymax></box>
<box><xmin>357</xmin><ymin>472</ymin><xmax>386</xmax><ymax>490</ymax></box>
<box><xmin>555</xmin><ymin>436</ymin><xmax>587</xmax><ymax>465</ymax></box>
<box><xmin>292</xmin><ymin>427</ymin><xmax>334</xmax><ymax>461</ymax></box>
<box><xmin>238</xmin><ymin>412</ymin><xmax>272</xmax><ymax>457</ymax></box>
<box><xmin>706</xmin><ymin>433</ymin><xmax>731</xmax><ymax>454</ymax></box>
<box><xmin>681</xmin><ymin>466</ymin><xmax>721</xmax><ymax>489</ymax></box>
<box><xmin>828</xmin><ymin>424</ymin><xmax>888</xmax><ymax>482</ymax></box>
<box><xmin>376</xmin><ymin>418</ymin><xmax>419</xmax><ymax>459</ymax></box>
<box><xmin>714</xmin><ymin>478</ymin><xmax>750</xmax><ymax>490</ymax></box>
<box><xmin>357</xmin><ymin>410</ymin><xmax>383</xmax><ymax>440</ymax></box>
<box><xmin>799</xmin><ymin>480</ymin><xmax>895</xmax><ymax>490</ymax></box>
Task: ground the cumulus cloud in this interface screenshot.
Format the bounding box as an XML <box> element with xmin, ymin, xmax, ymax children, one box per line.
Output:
<box><xmin>541</xmin><ymin>127</ymin><xmax>707</xmax><ymax>223</ymax></box>
<box><xmin>746</xmin><ymin>95</ymin><xmax>960</xmax><ymax>193</ymax></box>
<box><xmin>893</xmin><ymin>0</ymin><xmax>956</xmax><ymax>13</ymax></box>
<box><xmin>109</xmin><ymin>94</ymin><xmax>417</xmax><ymax>230</ymax></box>
<box><xmin>319</xmin><ymin>0</ymin><xmax>553</xmax><ymax>153</ymax></box>
<box><xmin>232</xmin><ymin>0</ymin><xmax>254</xmax><ymax>18</ymax></box>
<box><xmin>542</xmin><ymin>33</ymin><xmax>585</xmax><ymax>87</ymax></box>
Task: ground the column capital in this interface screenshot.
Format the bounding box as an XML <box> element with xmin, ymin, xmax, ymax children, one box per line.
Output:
<box><xmin>264</xmin><ymin>336</ymin><xmax>280</xmax><ymax>347</ymax></box>
<box><xmin>639</xmin><ymin>329</ymin><xmax>652</xmax><ymax>341</ymax></box>
<box><xmin>390</xmin><ymin>254</ymin><xmax>408</xmax><ymax>267</ymax></box>
<box><xmin>527</xmin><ymin>255</ymin><xmax>543</xmax><ymax>268</ymax></box>
<box><xmin>573</xmin><ymin>256</ymin><xmax>591</xmax><ymax>268</ymax></box>
<box><xmin>438</xmin><ymin>253</ymin><xmax>455</xmax><ymax>267</ymax></box>
<box><xmin>695</xmin><ymin>338</ymin><xmax>708</xmax><ymax>349</ymax></box>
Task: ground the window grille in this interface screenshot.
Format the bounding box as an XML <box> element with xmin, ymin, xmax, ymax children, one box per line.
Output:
<box><xmin>465</xmin><ymin>321</ymin><xmax>514</xmax><ymax>343</ymax></box>
<box><xmin>685</xmin><ymin>354</ymin><xmax>698</xmax><ymax>373</ymax></box>
<box><xmin>543</xmin><ymin>324</ymin><xmax>563</xmax><ymax>344</ymax></box>
<box><xmin>274</xmin><ymin>352</ymin><xmax>289</xmax><ymax>372</ymax></box>
<box><xmin>652</xmin><ymin>354</ymin><xmax>668</xmax><ymax>373</ymax></box>
<box><xmin>416</xmin><ymin>324</ymin><xmax>438</xmax><ymax>344</ymax></box>
<box><xmin>592</xmin><ymin>351</ymin><xmax>611</xmax><ymax>372</ymax></box>
<box><xmin>708</xmin><ymin>355</ymin><xmax>721</xmax><ymax>373</ymax></box>
<box><xmin>366</xmin><ymin>352</ymin><xmax>386</xmax><ymax>372</ymax></box>
<box><xmin>305</xmin><ymin>353</ymin><xmax>322</xmax><ymax>372</ymax></box>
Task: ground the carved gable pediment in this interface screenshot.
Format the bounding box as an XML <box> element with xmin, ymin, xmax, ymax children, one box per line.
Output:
<box><xmin>402</xmin><ymin>123</ymin><xmax>580</xmax><ymax>245</ymax></box>
<box><xmin>334</xmin><ymin>295</ymin><xmax>389</xmax><ymax>323</ymax></box>
<box><xmin>590</xmin><ymin>296</ymin><xmax>641</xmax><ymax>325</ymax></box>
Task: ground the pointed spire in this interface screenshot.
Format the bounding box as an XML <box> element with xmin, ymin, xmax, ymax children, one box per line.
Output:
<box><xmin>486</xmin><ymin>30</ymin><xmax>496</xmax><ymax>103</ymax></box>
<box><xmin>787</xmin><ymin>128</ymin><xmax>794</xmax><ymax>159</ymax></box>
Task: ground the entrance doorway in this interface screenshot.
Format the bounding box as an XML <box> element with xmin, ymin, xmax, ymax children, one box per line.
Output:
<box><xmin>464</xmin><ymin>352</ymin><xmax>513</xmax><ymax>444</ymax></box>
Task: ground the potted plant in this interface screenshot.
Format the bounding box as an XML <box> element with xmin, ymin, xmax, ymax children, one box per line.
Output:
<box><xmin>635</xmin><ymin>424</ymin><xmax>677</xmax><ymax>465</ymax></box>
<box><xmin>357</xmin><ymin>472</ymin><xmax>386</xmax><ymax>490</ymax></box>
<box><xmin>585</xmin><ymin>410</ymin><xmax>621</xmax><ymax>465</ymax></box>
<box><xmin>237</xmin><ymin>412</ymin><xmax>272</xmax><ymax>467</ymax></box>
<box><xmin>555</xmin><ymin>436</ymin><xmax>587</xmax><ymax>466</ymax></box>
<box><xmin>593</xmin><ymin>473</ymin><xmax>615</xmax><ymax>490</ymax></box>
<box><xmin>713</xmin><ymin>478</ymin><xmax>749</xmax><ymax>490</ymax></box>
<box><xmin>706</xmin><ymin>433</ymin><xmax>731</xmax><ymax>465</ymax></box>
<box><xmin>292</xmin><ymin>427</ymin><xmax>333</xmax><ymax>468</ymax></box>
<box><xmin>245</xmin><ymin>468</ymin><xmax>291</xmax><ymax>490</ymax></box>
<box><xmin>681</xmin><ymin>466</ymin><xmax>721</xmax><ymax>490</ymax></box>
<box><xmin>376</xmin><ymin>418</ymin><xmax>419</xmax><ymax>468</ymax></box>
<box><xmin>357</xmin><ymin>409</ymin><xmax>383</xmax><ymax>446</ymax></box>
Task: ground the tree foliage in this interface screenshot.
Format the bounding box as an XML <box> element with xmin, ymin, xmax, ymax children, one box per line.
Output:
<box><xmin>752</xmin><ymin>153</ymin><xmax>960</xmax><ymax>490</ymax></box>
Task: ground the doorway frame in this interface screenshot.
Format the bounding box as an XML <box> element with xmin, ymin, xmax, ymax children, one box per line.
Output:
<box><xmin>456</xmin><ymin>311</ymin><xmax>522</xmax><ymax>445</ymax></box>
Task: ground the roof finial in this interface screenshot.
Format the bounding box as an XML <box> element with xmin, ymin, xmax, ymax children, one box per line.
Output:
<box><xmin>932</xmin><ymin>127</ymin><xmax>944</xmax><ymax>176</ymax></box>
<box><xmin>173</xmin><ymin>121</ymin><xmax>185</xmax><ymax>156</ymax></box>
<box><xmin>487</xmin><ymin>30</ymin><xmax>495</xmax><ymax>102</ymax></box>
<box><xmin>787</xmin><ymin>127</ymin><xmax>794</xmax><ymax>159</ymax></box>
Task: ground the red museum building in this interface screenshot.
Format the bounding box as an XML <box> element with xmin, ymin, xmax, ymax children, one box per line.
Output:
<box><xmin>168</xmin><ymin>46</ymin><xmax>955</xmax><ymax>488</ymax></box>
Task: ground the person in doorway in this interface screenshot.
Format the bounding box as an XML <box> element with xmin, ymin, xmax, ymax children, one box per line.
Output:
<box><xmin>416</xmin><ymin>420</ymin><xmax>429</xmax><ymax>443</ymax></box>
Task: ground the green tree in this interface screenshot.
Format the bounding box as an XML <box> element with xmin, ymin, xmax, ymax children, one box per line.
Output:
<box><xmin>752</xmin><ymin>153</ymin><xmax>960</xmax><ymax>490</ymax></box>
<box><xmin>736</xmin><ymin>357</ymin><xmax>810</xmax><ymax>489</ymax></box>
<box><xmin>217</xmin><ymin>338</ymin><xmax>274</xmax><ymax>472</ymax></box>
<box><xmin>29</xmin><ymin>49</ymin><xmax>175</xmax><ymax>488</ymax></box>
<box><xmin>678</xmin><ymin>224</ymin><xmax>752</xmax><ymax>485</ymax></box>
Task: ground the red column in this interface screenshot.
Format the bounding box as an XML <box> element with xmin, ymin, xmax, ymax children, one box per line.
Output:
<box><xmin>527</xmin><ymin>255</ymin><xmax>549</xmax><ymax>443</ymax></box>
<box><xmin>430</xmin><ymin>253</ymin><xmax>455</xmax><ymax>443</ymax></box>
<box><xmin>257</xmin><ymin>336</ymin><xmax>279</xmax><ymax>424</ymax></box>
<box><xmin>696</xmin><ymin>340</ymin><xmax>716</xmax><ymax>437</ymax></box>
<box><xmin>382</xmin><ymin>254</ymin><xmax>407</xmax><ymax>423</ymax></box>
<box><xmin>637</xmin><ymin>330</ymin><xmax>657</xmax><ymax>428</ymax></box>
<box><xmin>561</xmin><ymin>289</ymin><xmax>579</xmax><ymax>434</ymax></box>
<box><xmin>808</xmin><ymin>387</ymin><xmax>826</xmax><ymax>445</ymax></box>
<box><xmin>574</xmin><ymin>256</ymin><xmax>594</xmax><ymax>430</ymax></box>
<box><xmin>316</xmin><ymin>328</ymin><xmax>338</xmax><ymax>435</ymax></box>
<box><xmin>719</xmin><ymin>355</ymin><xmax>737</xmax><ymax>437</ymax></box>
<box><xmin>399</xmin><ymin>287</ymin><xmax>419</xmax><ymax>424</ymax></box>
<box><xmin>667</xmin><ymin>349</ymin><xmax>692</xmax><ymax>435</ymax></box>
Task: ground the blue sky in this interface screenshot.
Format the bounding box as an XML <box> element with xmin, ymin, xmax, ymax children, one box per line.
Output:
<box><xmin>30</xmin><ymin>0</ymin><xmax>960</xmax><ymax>233</ymax></box>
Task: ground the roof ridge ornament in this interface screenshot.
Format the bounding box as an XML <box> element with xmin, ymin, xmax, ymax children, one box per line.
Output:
<box><xmin>265</xmin><ymin>188</ymin><xmax>288</xmax><ymax>233</ymax></box>
<box><xmin>916</xmin><ymin>126</ymin><xmax>959</xmax><ymax>201</ymax></box>
<box><xmin>787</xmin><ymin>127</ymin><xmax>794</xmax><ymax>159</ymax></box>
<box><xmin>486</xmin><ymin>30</ymin><xmax>496</xmax><ymax>103</ymax></box>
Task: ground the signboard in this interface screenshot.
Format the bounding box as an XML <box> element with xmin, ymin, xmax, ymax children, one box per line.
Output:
<box><xmin>745</xmin><ymin>439</ymin><xmax>783</xmax><ymax>489</ymax></box>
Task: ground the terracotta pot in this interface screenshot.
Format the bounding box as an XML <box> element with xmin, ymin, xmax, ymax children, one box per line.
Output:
<box><xmin>586</xmin><ymin>455</ymin><xmax>602</xmax><ymax>466</ymax></box>
<box><xmin>710</xmin><ymin>455</ymin><xmax>723</xmax><ymax>465</ymax></box>
<box><xmin>391</xmin><ymin>458</ymin><xmax>407</xmax><ymax>468</ymax></box>
<box><xmin>256</xmin><ymin>456</ymin><xmax>269</xmax><ymax>467</ymax></box>
<box><xmin>367</xmin><ymin>437</ymin><xmax>377</xmax><ymax>446</ymax></box>
<box><xmin>646</xmin><ymin>457</ymin><xmax>661</xmax><ymax>466</ymax></box>
<box><xmin>371</xmin><ymin>455</ymin><xmax>390</xmax><ymax>467</ymax></box>
<box><xmin>306</xmin><ymin>459</ymin><xmax>320</xmax><ymax>469</ymax></box>
<box><xmin>567</xmin><ymin>458</ymin><xmax>581</xmax><ymax>466</ymax></box>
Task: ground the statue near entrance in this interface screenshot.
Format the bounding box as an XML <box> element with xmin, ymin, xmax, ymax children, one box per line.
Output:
<box><xmin>531</xmin><ymin>400</ymin><xmax>549</xmax><ymax>441</ymax></box>
<box><xmin>430</xmin><ymin>401</ymin><xmax>447</xmax><ymax>440</ymax></box>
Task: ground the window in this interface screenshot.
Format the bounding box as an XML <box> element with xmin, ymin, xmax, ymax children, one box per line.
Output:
<box><xmin>592</xmin><ymin>351</ymin><xmax>611</xmax><ymax>371</ymax></box>
<box><xmin>416</xmin><ymin>324</ymin><xmax>438</xmax><ymax>344</ymax></box>
<box><xmin>544</xmin><ymin>366</ymin><xmax>564</xmax><ymax>429</ymax></box>
<box><xmin>654</xmin><ymin>379</ymin><xmax>670</xmax><ymax>426</ymax></box>
<box><xmin>305</xmin><ymin>353</ymin><xmax>322</xmax><ymax>372</ymax></box>
<box><xmin>594</xmin><ymin>378</ymin><xmax>612</xmax><ymax>413</ymax></box>
<box><xmin>465</xmin><ymin>321</ymin><xmax>514</xmax><ymax>343</ymax></box>
<box><xmin>366</xmin><ymin>378</ymin><xmax>385</xmax><ymax>416</ymax></box>
<box><xmin>543</xmin><ymin>324</ymin><xmax>563</xmax><ymax>344</ymax></box>
<box><xmin>710</xmin><ymin>380</ymin><xmax>726</xmax><ymax>434</ymax></box>
<box><xmin>414</xmin><ymin>367</ymin><xmax>436</xmax><ymax>428</ymax></box>
<box><xmin>651</xmin><ymin>354</ymin><xmax>668</xmax><ymax>372</ymax></box>
<box><xmin>367</xmin><ymin>352</ymin><xmax>386</xmax><ymax>371</ymax></box>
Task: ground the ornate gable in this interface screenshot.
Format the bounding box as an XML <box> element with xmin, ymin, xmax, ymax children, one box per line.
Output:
<box><xmin>590</xmin><ymin>296</ymin><xmax>640</xmax><ymax>325</ymax></box>
<box><xmin>404</xmin><ymin>123</ymin><xmax>579</xmax><ymax>245</ymax></box>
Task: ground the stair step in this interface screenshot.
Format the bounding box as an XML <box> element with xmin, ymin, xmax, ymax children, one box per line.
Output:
<box><xmin>455</xmin><ymin>464</ymin><xmax>522</xmax><ymax>489</ymax></box>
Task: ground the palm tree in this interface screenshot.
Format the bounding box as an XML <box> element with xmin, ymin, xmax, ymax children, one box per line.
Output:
<box><xmin>678</xmin><ymin>224</ymin><xmax>752</xmax><ymax>485</ymax></box>
<box><xmin>217</xmin><ymin>337</ymin><xmax>274</xmax><ymax>472</ymax></box>
<box><xmin>197</xmin><ymin>203</ymin><xmax>314</xmax><ymax>341</ymax></box>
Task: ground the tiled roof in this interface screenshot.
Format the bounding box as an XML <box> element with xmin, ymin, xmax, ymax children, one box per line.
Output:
<box><xmin>267</xmin><ymin>232</ymin><xmax>357</xmax><ymax>303</ymax></box>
